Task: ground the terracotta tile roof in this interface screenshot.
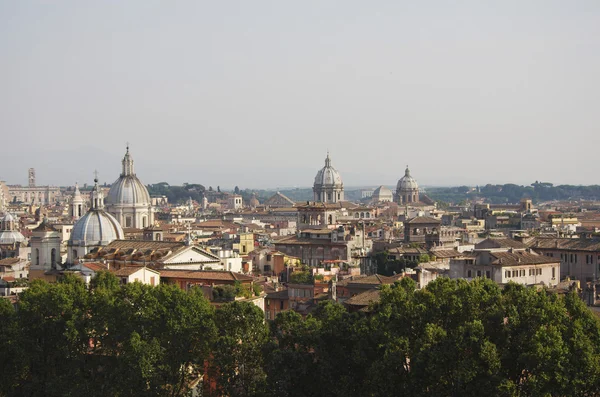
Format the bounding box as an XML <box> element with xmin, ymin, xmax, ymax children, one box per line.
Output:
<box><xmin>406</xmin><ymin>216</ymin><xmax>441</xmax><ymax>225</ymax></box>
<box><xmin>81</xmin><ymin>262</ymin><xmax>108</xmax><ymax>272</ymax></box>
<box><xmin>158</xmin><ymin>269</ymin><xmax>254</xmax><ymax>282</ymax></box>
<box><xmin>476</xmin><ymin>238</ymin><xmax>528</xmax><ymax>250</ymax></box>
<box><xmin>266</xmin><ymin>289</ymin><xmax>289</xmax><ymax>300</ymax></box>
<box><xmin>105</xmin><ymin>239</ymin><xmax>183</xmax><ymax>250</ymax></box>
<box><xmin>388</xmin><ymin>246</ymin><xmax>429</xmax><ymax>255</ymax></box>
<box><xmin>430</xmin><ymin>249</ymin><xmax>462</xmax><ymax>258</ymax></box>
<box><xmin>527</xmin><ymin>237</ymin><xmax>600</xmax><ymax>252</ymax></box>
<box><xmin>274</xmin><ymin>236</ymin><xmax>346</xmax><ymax>246</ymax></box>
<box><xmin>1</xmin><ymin>276</ymin><xmax>16</xmax><ymax>282</ymax></box>
<box><xmin>344</xmin><ymin>289</ymin><xmax>381</xmax><ymax>307</ymax></box>
<box><xmin>489</xmin><ymin>251</ymin><xmax>559</xmax><ymax>267</ymax></box>
<box><xmin>336</xmin><ymin>275</ymin><xmax>368</xmax><ymax>287</ymax></box>
<box><xmin>348</xmin><ymin>274</ymin><xmax>400</xmax><ymax>286</ymax></box>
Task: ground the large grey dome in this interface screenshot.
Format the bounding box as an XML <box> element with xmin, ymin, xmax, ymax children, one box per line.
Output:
<box><xmin>372</xmin><ymin>185</ymin><xmax>393</xmax><ymax>202</ymax></box>
<box><xmin>106</xmin><ymin>176</ymin><xmax>151</xmax><ymax>205</ymax></box>
<box><xmin>397</xmin><ymin>167</ymin><xmax>419</xmax><ymax>191</ymax></box>
<box><xmin>70</xmin><ymin>209</ymin><xmax>124</xmax><ymax>245</ymax></box>
<box><xmin>314</xmin><ymin>154</ymin><xmax>343</xmax><ymax>187</ymax></box>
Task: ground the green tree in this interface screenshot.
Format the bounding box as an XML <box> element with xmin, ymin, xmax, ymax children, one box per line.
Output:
<box><xmin>14</xmin><ymin>275</ymin><xmax>90</xmax><ymax>396</ymax></box>
<box><xmin>210</xmin><ymin>302</ymin><xmax>269</xmax><ymax>397</ymax></box>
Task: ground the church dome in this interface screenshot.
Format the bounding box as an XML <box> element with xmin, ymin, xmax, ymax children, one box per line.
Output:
<box><xmin>372</xmin><ymin>185</ymin><xmax>393</xmax><ymax>202</ymax></box>
<box><xmin>0</xmin><ymin>213</ymin><xmax>25</xmax><ymax>244</ymax></box>
<box><xmin>314</xmin><ymin>153</ymin><xmax>343</xmax><ymax>187</ymax></box>
<box><xmin>106</xmin><ymin>147</ymin><xmax>151</xmax><ymax>206</ymax></box>
<box><xmin>71</xmin><ymin>209</ymin><xmax>124</xmax><ymax>246</ymax></box>
<box><xmin>0</xmin><ymin>231</ymin><xmax>25</xmax><ymax>244</ymax></box>
<box><xmin>397</xmin><ymin>166</ymin><xmax>419</xmax><ymax>192</ymax></box>
<box><xmin>71</xmin><ymin>176</ymin><xmax>124</xmax><ymax>246</ymax></box>
<box><xmin>107</xmin><ymin>176</ymin><xmax>151</xmax><ymax>205</ymax></box>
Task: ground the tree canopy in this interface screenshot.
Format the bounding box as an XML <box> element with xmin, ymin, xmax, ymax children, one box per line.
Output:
<box><xmin>2</xmin><ymin>275</ymin><xmax>600</xmax><ymax>396</ymax></box>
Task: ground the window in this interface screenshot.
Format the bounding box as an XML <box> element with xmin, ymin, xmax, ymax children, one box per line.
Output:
<box><xmin>266</xmin><ymin>299</ymin><xmax>270</xmax><ymax>307</ymax></box>
<box><xmin>505</xmin><ymin>270</ymin><xmax>510</xmax><ymax>278</ymax></box>
<box><xmin>486</xmin><ymin>271</ymin><xmax>491</xmax><ymax>279</ymax></box>
<box><xmin>280</xmin><ymin>301</ymin><xmax>284</xmax><ymax>310</ymax></box>
<box><xmin>476</xmin><ymin>270</ymin><xmax>481</xmax><ymax>277</ymax></box>
<box><xmin>266</xmin><ymin>311</ymin><xmax>271</xmax><ymax>320</ymax></box>
<box><xmin>552</xmin><ymin>267</ymin><xmax>556</xmax><ymax>278</ymax></box>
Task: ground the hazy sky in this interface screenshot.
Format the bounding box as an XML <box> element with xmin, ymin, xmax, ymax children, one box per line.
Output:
<box><xmin>1</xmin><ymin>1</ymin><xmax>599</xmax><ymax>189</ymax></box>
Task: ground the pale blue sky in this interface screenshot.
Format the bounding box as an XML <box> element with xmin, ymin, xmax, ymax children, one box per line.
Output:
<box><xmin>1</xmin><ymin>1</ymin><xmax>599</xmax><ymax>189</ymax></box>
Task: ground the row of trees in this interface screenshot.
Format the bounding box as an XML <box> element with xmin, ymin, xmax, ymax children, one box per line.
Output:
<box><xmin>428</xmin><ymin>183</ymin><xmax>600</xmax><ymax>205</ymax></box>
<box><xmin>2</xmin><ymin>274</ymin><xmax>600</xmax><ymax>396</ymax></box>
<box><xmin>146</xmin><ymin>182</ymin><xmax>206</xmax><ymax>205</ymax></box>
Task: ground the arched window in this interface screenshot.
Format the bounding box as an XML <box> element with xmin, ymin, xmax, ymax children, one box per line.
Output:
<box><xmin>328</xmin><ymin>215</ymin><xmax>333</xmax><ymax>225</ymax></box>
<box><xmin>51</xmin><ymin>248</ymin><xmax>57</xmax><ymax>269</ymax></box>
<box><xmin>156</xmin><ymin>233</ymin><xmax>162</xmax><ymax>241</ymax></box>
<box><xmin>36</xmin><ymin>248</ymin><xmax>40</xmax><ymax>266</ymax></box>
<box><xmin>142</xmin><ymin>216</ymin><xmax>147</xmax><ymax>228</ymax></box>
<box><xmin>73</xmin><ymin>249</ymin><xmax>78</xmax><ymax>260</ymax></box>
